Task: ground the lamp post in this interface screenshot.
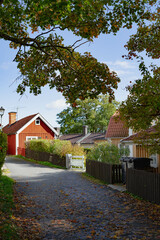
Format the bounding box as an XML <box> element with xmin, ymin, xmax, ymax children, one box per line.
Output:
<box><xmin>0</xmin><ymin>106</ymin><xmax>5</xmax><ymax>131</ymax></box>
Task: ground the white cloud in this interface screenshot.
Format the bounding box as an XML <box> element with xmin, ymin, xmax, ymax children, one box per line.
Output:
<box><xmin>104</xmin><ymin>60</ymin><xmax>136</xmax><ymax>69</ymax></box>
<box><xmin>103</xmin><ymin>60</ymin><xmax>137</xmax><ymax>77</ymax></box>
<box><xmin>114</xmin><ymin>60</ymin><xmax>135</xmax><ymax>69</ymax></box>
<box><xmin>109</xmin><ymin>68</ymin><xmax>133</xmax><ymax>76</ymax></box>
<box><xmin>46</xmin><ymin>99</ymin><xmax>69</xmax><ymax>110</ymax></box>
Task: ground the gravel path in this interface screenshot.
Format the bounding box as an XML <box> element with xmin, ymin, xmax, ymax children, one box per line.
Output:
<box><xmin>5</xmin><ymin>156</ymin><xmax>160</xmax><ymax>240</ymax></box>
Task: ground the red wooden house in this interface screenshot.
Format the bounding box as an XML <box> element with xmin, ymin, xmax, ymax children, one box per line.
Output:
<box><xmin>3</xmin><ymin>112</ymin><xmax>58</xmax><ymax>156</ymax></box>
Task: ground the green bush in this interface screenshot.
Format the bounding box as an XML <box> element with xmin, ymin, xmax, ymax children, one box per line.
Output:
<box><xmin>51</xmin><ymin>139</ymin><xmax>73</xmax><ymax>157</ymax></box>
<box><xmin>71</xmin><ymin>144</ymin><xmax>85</xmax><ymax>156</ymax></box>
<box><xmin>87</xmin><ymin>142</ymin><xmax>127</xmax><ymax>164</ymax></box>
<box><xmin>26</xmin><ymin>139</ymin><xmax>50</xmax><ymax>153</ymax></box>
<box><xmin>26</xmin><ymin>139</ymin><xmax>85</xmax><ymax>158</ymax></box>
<box><xmin>0</xmin><ymin>131</ymin><xmax>7</xmax><ymax>175</ymax></box>
<box><xmin>84</xmin><ymin>148</ymin><xmax>92</xmax><ymax>154</ymax></box>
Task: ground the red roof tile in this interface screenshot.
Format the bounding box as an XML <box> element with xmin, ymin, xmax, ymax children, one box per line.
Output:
<box><xmin>105</xmin><ymin>111</ymin><xmax>129</xmax><ymax>138</ymax></box>
<box><xmin>3</xmin><ymin>114</ymin><xmax>37</xmax><ymax>135</ymax></box>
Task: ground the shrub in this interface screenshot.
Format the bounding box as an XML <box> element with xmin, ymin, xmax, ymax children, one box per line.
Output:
<box><xmin>0</xmin><ymin>131</ymin><xmax>7</xmax><ymax>175</ymax></box>
<box><xmin>51</xmin><ymin>139</ymin><xmax>73</xmax><ymax>157</ymax></box>
<box><xmin>84</xmin><ymin>148</ymin><xmax>92</xmax><ymax>154</ymax></box>
<box><xmin>87</xmin><ymin>142</ymin><xmax>123</xmax><ymax>164</ymax></box>
<box><xmin>26</xmin><ymin>139</ymin><xmax>86</xmax><ymax>158</ymax></box>
<box><xmin>26</xmin><ymin>139</ymin><xmax>50</xmax><ymax>153</ymax></box>
<box><xmin>71</xmin><ymin>144</ymin><xmax>85</xmax><ymax>156</ymax></box>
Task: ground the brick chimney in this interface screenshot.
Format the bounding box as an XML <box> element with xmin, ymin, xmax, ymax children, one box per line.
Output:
<box><xmin>9</xmin><ymin>112</ymin><xmax>17</xmax><ymax>125</ymax></box>
<box><xmin>83</xmin><ymin>125</ymin><xmax>88</xmax><ymax>135</ymax></box>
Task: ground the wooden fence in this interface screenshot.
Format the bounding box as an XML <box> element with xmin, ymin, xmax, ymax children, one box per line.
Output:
<box><xmin>25</xmin><ymin>149</ymin><xmax>66</xmax><ymax>168</ymax></box>
<box><xmin>86</xmin><ymin>159</ymin><xmax>122</xmax><ymax>184</ymax></box>
<box><xmin>126</xmin><ymin>169</ymin><xmax>160</xmax><ymax>204</ymax></box>
<box><xmin>17</xmin><ymin>147</ymin><xmax>25</xmax><ymax>157</ymax></box>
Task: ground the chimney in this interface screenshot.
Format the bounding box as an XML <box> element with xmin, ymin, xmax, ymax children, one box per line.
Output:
<box><xmin>83</xmin><ymin>125</ymin><xmax>88</xmax><ymax>135</ymax></box>
<box><xmin>9</xmin><ymin>112</ymin><xmax>17</xmax><ymax>125</ymax></box>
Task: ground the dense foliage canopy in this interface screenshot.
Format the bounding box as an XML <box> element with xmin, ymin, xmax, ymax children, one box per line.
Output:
<box><xmin>119</xmin><ymin>1</ymin><xmax>160</xmax><ymax>153</ymax></box>
<box><xmin>1</xmin><ymin>0</ymin><xmax>159</xmax><ymax>151</ymax></box>
<box><xmin>0</xmin><ymin>0</ymin><xmax>157</xmax><ymax>103</ymax></box>
<box><xmin>57</xmin><ymin>95</ymin><xmax>119</xmax><ymax>134</ymax></box>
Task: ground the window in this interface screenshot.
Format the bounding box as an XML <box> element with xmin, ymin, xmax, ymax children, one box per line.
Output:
<box><xmin>35</xmin><ymin>119</ymin><xmax>40</xmax><ymax>125</ymax></box>
<box><xmin>119</xmin><ymin>144</ymin><xmax>130</xmax><ymax>157</ymax></box>
<box><xmin>150</xmin><ymin>154</ymin><xmax>158</xmax><ymax>168</ymax></box>
<box><xmin>26</xmin><ymin>136</ymin><xmax>38</xmax><ymax>141</ymax></box>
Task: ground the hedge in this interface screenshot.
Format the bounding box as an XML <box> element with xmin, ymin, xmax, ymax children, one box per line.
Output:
<box><xmin>0</xmin><ymin>131</ymin><xmax>7</xmax><ymax>175</ymax></box>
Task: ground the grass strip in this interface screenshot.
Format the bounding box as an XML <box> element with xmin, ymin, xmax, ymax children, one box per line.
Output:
<box><xmin>0</xmin><ymin>175</ymin><xmax>18</xmax><ymax>240</ymax></box>
<box><xmin>14</xmin><ymin>155</ymin><xmax>66</xmax><ymax>169</ymax></box>
<box><xmin>82</xmin><ymin>172</ymin><xmax>109</xmax><ymax>186</ymax></box>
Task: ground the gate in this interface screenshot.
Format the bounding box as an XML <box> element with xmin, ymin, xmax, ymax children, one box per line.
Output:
<box><xmin>66</xmin><ymin>154</ymin><xmax>85</xmax><ymax>169</ymax></box>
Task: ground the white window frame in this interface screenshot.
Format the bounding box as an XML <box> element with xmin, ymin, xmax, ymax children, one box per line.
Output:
<box><xmin>35</xmin><ymin>119</ymin><xmax>40</xmax><ymax>125</ymax></box>
<box><xmin>26</xmin><ymin>136</ymin><xmax>38</xmax><ymax>141</ymax></box>
<box><xmin>150</xmin><ymin>153</ymin><xmax>158</xmax><ymax>168</ymax></box>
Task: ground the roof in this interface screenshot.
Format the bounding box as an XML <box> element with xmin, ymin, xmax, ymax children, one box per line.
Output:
<box><xmin>81</xmin><ymin>132</ymin><xmax>106</xmax><ymax>144</ymax></box>
<box><xmin>3</xmin><ymin>113</ymin><xmax>58</xmax><ymax>136</ymax></box>
<box><xmin>59</xmin><ymin>134</ymin><xmax>84</xmax><ymax>144</ymax></box>
<box><xmin>59</xmin><ymin>132</ymin><xmax>106</xmax><ymax>145</ymax></box>
<box><xmin>105</xmin><ymin>111</ymin><xmax>129</xmax><ymax>138</ymax></box>
<box><xmin>121</xmin><ymin>125</ymin><xmax>158</xmax><ymax>143</ymax></box>
<box><xmin>3</xmin><ymin>114</ymin><xmax>37</xmax><ymax>135</ymax></box>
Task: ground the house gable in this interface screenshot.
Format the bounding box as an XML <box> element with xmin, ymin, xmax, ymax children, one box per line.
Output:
<box><xmin>21</xmin><ymin>118</ymin><xmax>55</xmax><ymax>136</ymax></box>
<box><xmin>17</xmin><ymin>113</ymin><xmax>58</xmax><ymax>136</ymax></box>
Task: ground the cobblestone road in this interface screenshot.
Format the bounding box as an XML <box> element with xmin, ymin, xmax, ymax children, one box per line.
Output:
<box><xmin>5</xmin><ymin>156</ymin><xmax>160</xmax><ymax>239</ymax></box>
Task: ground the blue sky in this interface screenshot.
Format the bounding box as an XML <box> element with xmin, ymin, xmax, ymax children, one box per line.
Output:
<box><xmin>0</xmin><ymin>26</ymin><xmax>147</xmax><ymax>127</ymax></box>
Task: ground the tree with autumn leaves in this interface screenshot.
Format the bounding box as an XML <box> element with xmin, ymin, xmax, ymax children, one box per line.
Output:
<box><xmin>119</xmin><ymin>1</ymin><xmax>160</xmax><ymax>153</ymax></box>
<box><xmin>0</xmin><ymin>0</ymin><xmax>159</xmax><ymax>151</ymax></box>
<box><xmin>0</xmin><ymin>0</ymin><xmax>156</xmax><ymax>103</ymax></box>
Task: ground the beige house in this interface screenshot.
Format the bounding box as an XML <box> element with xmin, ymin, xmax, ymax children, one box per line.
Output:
<box><xmin>105</xmin><ymin>112</ymin><xmax>160</xmax><ymax>172</ymax></box>
<box><xmin>120</xmin><ymin>126</ymin><xmax>160</xmax><ymax>173</ymax></box>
